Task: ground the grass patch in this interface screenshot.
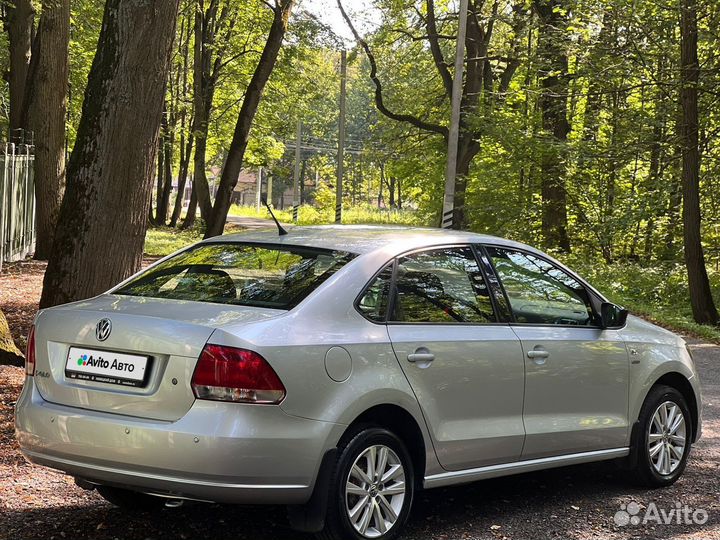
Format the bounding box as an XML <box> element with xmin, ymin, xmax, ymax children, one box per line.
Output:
<box><xmin>228</xmin><ymin>204</ymin><xmax>426</xmax><ymax>227</ymax></box>
<box><xmin>144</xmin><ymin>227</ymin><xmax>203</xmax><ymax>257</ymax></box>
<box><xmin>144</xmin><ymin>224</ymin><xmax>248</xmax><ymax>257</ymax></box>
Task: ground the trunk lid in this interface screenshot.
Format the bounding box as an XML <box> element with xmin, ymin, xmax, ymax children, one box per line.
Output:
<box><xmin>33</xmin><ymin>294</ymin><xmax>283</xmax><ymax>421</ymax></box>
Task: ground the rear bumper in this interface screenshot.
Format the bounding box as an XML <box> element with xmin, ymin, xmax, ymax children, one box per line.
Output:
<box><xmin>15</xmin><ymin>378</ymin><xmax>341</xmax><ymax>504</ymax></box>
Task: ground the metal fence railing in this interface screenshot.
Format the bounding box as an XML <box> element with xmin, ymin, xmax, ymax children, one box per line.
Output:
<box><xmin>0</xmin><ymin>143</ymin><xmax>35</xmax><ymax>272</ymax></box>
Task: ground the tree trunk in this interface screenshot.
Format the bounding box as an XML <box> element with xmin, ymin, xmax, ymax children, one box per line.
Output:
<box><xmin>643</xmin><ymin>93</ymin><xmax>667</xmax><ymax>261</ymax></box>
<box><xmin>453</xmin><ymin>135</ymin><xmax>480</xmax><ymax>228</ymax></box>
<box><xmin>190</xmin><ymin>3</ymin><xmax>213</xmax><ymax>221</ymax></box>
<box><xmin>40</xmin><ymin>0</ymin><xmax>180</xmax><ymax>308</ymax></box>
<box><xmin>155</xmin><ymin>109</ymin><xmax>174</xmax><ymax>225</ymax></box>
<box><xmin>6</xmin><ymin>0</ymin><xmax>34</xmax><ymax>134</ymax></box>
<box><xmin>170</xmin><ymin>135</ymin><xmax>193</xmax><ymax>227</ymax></box>
<box><xmin>204</xmin><ymin>0</ymin><xmax>295</xmax><ymax>238</ymax></box>
<box><xmin>679</xmin><ymin>0</ymin><xmax>718</xmax><ymax>325</ymax></box>
<box><xmin>23</xmin><ymin>0</ymin><xmax>70</xmax><ymax>260</ymax></box>
<box><xmin>190</xmin><ymin>0</ymin><xmax>236</xmax><ymax>224</ymax></box>
<box><xmin>151</xmin><ymin>124</ymin><xmax>164</xmax><ymax>225</ymax></box>
<box><xmin>378</xmin><ymin>162</ymin><xmax>384</xmax><ymax>207</ymax></box>
<box><xmin>182</xmin><ymin>182</ymin><xmax>198</xmax><ymax>229</ymax></box>
<box><xmin>534</xmin><ymin>0</ymin><xmax>571</xmax><ymax>252</ymax></box>
<box><xmin>299</xmin><ymin>159</ymin><xmax>306</xmax><ymax>204</ymax></box>
<box><xmin>663</xmin><ymin>181</ymin><xmax>682</xmax><ymax>259</ymax></box>
<box><xmin>0</xmin><ymin>307</ymin><xmax>23</xmax><ymax>367</ymax></box>
<box><xmin>169</xmin><ymin>6</ymin><xmax>193</xmax><ymax>229</ymax></box>
<box><xmin>159</xmin><ymin>129</ymin><xmax>173</xmax><ymax>224</ymax></box>
<box><xmin>192</xmin><ymin>114</ymin><xmax>212</xmax><ymax>219</ymax></box>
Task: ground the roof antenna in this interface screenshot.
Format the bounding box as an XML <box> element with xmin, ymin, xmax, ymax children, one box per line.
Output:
<box><xmin>260</xmin><ymin>194</ymin><xmax>288</xmax><ymax>236</ymax></box>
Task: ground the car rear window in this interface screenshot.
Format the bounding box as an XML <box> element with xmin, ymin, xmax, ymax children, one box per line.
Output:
<box><xmin>115</xmin><ymin>243</ymin><xmax>355</xmax><ymax>309</ymax></box>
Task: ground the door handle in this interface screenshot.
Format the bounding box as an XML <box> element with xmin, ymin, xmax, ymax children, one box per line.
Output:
<box><xmin>526</xmin><ymin>350</ymin><xmax>549</xmax><ymax>359</ymax></box>
<box><xmin>408</xmin><ymin>348</ymin><xmax>435</xmax><ymax>363</ymax></box>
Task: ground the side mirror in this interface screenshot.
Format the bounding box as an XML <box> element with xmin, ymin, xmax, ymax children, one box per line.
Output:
<box><xmin>600</xmin><ymin>302</ymin><xmax>629</xmax><ymax>329</ymax></box>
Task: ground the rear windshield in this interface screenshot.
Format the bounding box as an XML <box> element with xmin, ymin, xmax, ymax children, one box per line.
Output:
<box><xmin>115</xmin><ymin>243</ymin><xmax>355</xmax><ymax>309</ymax></box>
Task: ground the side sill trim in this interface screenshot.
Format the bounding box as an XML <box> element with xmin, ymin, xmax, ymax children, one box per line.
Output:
<box><xmin>424</xmin><ymin>447</ymin><xmax>629</xmax><ymax>489</ymax></box>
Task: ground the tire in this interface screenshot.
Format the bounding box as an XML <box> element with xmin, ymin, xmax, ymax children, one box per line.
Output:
<box><xmin>96</xmin><ymin>485</ymin><xmax>167</xmax><ymax>512</ymax></box>
<box><xmin>318</xmin><ymin>427</ymin><xmax>415</xmax><ymax>540</ymax></box>
<box><xmin>632</xmin><ymin>385</ymin><xmax>692</xmax><ymax>487</ymax></box>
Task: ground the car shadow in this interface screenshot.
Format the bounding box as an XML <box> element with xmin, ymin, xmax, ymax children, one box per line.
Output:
<box><xmin>3</xmin><ymin>459</ymin><xmax>717</xmax><ymax>540</ymax></box>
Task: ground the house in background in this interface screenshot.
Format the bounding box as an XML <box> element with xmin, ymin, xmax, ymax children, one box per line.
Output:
<box><xmin>170</xmin><ymin>168</ymin><xmax>315</xmax><ymax>210</ymax></box>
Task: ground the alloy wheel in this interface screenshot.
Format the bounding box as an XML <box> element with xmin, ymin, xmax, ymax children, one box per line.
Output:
<box><xmin>345</xmin><ymin>444</ymin><xmax>407</xmax><ymax>538</ymax></box>
<box><xmin>648</xmin><ymin>400</ymin><xmax>687</xmax><ymax>475</ymax></box>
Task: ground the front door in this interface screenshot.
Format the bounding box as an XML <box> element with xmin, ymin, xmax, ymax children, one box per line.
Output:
<box><xmin>385</xmin><ymin>246</ymin><xmax>526</xmax><ymax>471</ymax></box>
<box><xmin>485</xmin><ymin>246</ymin><xmax>629</xmax><ymax>460</ymax></box>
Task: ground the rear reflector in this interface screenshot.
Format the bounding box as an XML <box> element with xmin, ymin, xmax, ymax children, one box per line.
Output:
<box><xmin>191</xmin><ymin>344</ymin><xmax>286</xmax><ymax>404</ymax></box>
<box><xmin>25</xmin><ymin>325</ymin><xmax>36</xmax><ymax>376</ymax></box>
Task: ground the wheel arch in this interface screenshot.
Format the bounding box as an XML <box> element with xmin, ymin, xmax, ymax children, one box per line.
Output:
<box><xmin>650</xmin><ymin>372</ymin><xmax>700</xmax><ymax>442</ymax></box>
<box><xmin>342</xmin><ymin>403</ymin><xmax>428</xmax><ymax>490</ymax></box>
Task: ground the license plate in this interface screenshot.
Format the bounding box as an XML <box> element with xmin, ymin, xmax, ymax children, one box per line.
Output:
<box><xmin>65</xmin><ymin>347</ymin><xmax>150</xmax><ymax>387</ymax></box>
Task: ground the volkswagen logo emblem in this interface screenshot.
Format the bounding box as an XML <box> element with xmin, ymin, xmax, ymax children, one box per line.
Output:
<box><xmin>95</xmin><ymin>318</ymin><xmax>112</xmax><ymax>342</ymax></box>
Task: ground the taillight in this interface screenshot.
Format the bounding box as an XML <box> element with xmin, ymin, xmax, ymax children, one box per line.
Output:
<box><xmin>25</xmin><ymin>325</ymin><xmax>36</xmax><ymax>376</ymax></box>
<box><xmin>191</xmin><ymin>345</ymin><xmax>286</xmax><ymax>404</ymax></box>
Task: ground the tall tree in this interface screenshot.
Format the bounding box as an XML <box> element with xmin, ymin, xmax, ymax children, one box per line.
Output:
<box><xmin>190</xmin><ymin>0</ymin><xmax>234</xmax><ymax>224</ymax></box>
<box><xmin>340</xmin><ymin>0</ymin><xmax>527</xmax><ymax>229</ymax></box>
<box><xmin>4</xmin><ymin>0</ymin><xmax>34</xmax><ymax>134</ymax></box>
<box><xmin>534</xmin><ymin>0</ymin><xmax>571</xmax><ymax>252</ymax></box>
<box><xmin>169</xmin><ymin>2</ymin><xmax>194</xmax><ymax>228</ymax></box>
<box><xmin>40</xmin><ymin>0</ymin><xmax>180</xmax><ymax>308</ymax></box>
<box><xmin>203</xmin><ymin>0</ymin><xmax>295</xmax><ymax>238</ymax></box>
<box><xmin>23</xmin><ymin>0</ymin><xmax>71</xmax><ymax>260</ymax></box>
<box><xmin>679</xmin><ymin>0</ymin><xmax>718</xmax><ymax>324</ymax></box>
<box><xmin>152</xmin><ymin>104</ymin><xmax>174</xmax><ymax>225</ymax></box>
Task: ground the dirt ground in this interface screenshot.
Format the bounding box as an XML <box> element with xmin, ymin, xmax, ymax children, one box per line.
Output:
<box><xmin>0</xmin><ymin>259</ymin><xmax>719</xmax><ymax>540</ymax></box>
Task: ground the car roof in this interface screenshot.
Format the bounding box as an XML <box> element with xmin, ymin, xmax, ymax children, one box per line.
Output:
<box><xmin>209</xmin><ymin>224</ymin><xmax>537</xmax><ymax>257</ymax></box>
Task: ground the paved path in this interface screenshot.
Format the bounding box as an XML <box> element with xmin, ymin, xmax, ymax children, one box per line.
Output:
<box><xmin>227</xmin><ymin>215</ymin><xmax>285</xmax><ymax>231</ymax></box>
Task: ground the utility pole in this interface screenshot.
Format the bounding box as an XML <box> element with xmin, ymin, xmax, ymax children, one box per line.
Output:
<box><xmin>441</xmin><ymin>0</ymin><xmax>469</xmax><ymax>229</ymax></box>
<box><xmin>255</xmin><ymin>166</ymin><xmax>263</xmax><ymax>212</ymax></box>
<box><xmin>293</xmin><ymin>119</ymin><xmax>301</xmax><ymax>222</ymax></box>
<box><xmin>336</xmin><ymin>49</ymin><xmax>347</xmax><ymax>224</ymax></box>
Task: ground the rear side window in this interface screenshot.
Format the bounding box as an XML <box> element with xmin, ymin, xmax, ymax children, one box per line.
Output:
<box><xmin>357</xmin><ymin>264</ymin><xmax>393</xmax><ymax>322</ymax></box>
<box><xmin>115</xmin><ymin>243</ymin><xmax>355</xmax><ymax>309</ymax></box>
<box><xmin>391</xmin><ymin>247</ymin><xmax>496</xmax><ymax>323</ymax></box>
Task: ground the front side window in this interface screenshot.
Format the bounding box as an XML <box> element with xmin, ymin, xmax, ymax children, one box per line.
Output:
<box><xmin>391</xmin><ymin>247</ymin><xmax>495</xmax><ymax>323</ymax></box>
<box><xmin>115</xmin><ymin>243</ymin><xmax>354</xmax><ymax>309</ymax></box>
<box><xmin>487</xmin><ymin>246</ymin><xmax>596</xmax><ymax>326</ymax></box>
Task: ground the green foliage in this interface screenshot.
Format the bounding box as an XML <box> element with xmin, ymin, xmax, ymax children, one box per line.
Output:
<box><xmin>566</xmin><ymin>256</ymin><xmax>720</xmax><ymax>342</ymax></box>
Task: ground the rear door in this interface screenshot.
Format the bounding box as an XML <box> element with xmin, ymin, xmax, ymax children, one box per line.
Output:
<box><xmin>483</xmin><ymin>245</ymin><xmax>629</xmax><ymax>460</ymax></box>
<box><xmin>383</xmin><ymin>246</ymin><xmax>525</xmax><ymax>471</ymax></box>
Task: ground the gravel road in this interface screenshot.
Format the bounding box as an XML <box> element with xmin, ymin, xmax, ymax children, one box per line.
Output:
<box><xmin>1</xmin><ymin>340</ymin><xmax>718</xmax><ymax>540</ymax></box>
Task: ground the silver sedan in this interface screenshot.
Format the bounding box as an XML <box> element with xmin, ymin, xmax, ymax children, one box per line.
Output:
<box><xmin>15</xmin><ymin>226</ymin><xmax>701</xmax><ymax>540</ymax></box>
